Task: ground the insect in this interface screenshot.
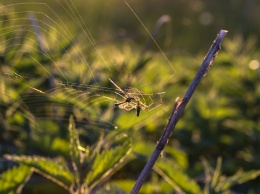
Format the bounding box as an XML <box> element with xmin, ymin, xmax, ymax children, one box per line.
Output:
<box><xmin>108</xmin><ymin>78</ymin><xmax>163</xmax><ymax>117</ymax></box>
<box><xmin>114</xmin><ymin>95</ymin><xmax>141</xmax><ymax>117</ymax></box>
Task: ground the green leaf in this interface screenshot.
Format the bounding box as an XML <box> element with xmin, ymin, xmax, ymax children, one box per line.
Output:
<box><xmin>69</xmin><ymin>115</ymin><xmax>82</xmax><ymax>169</ymax></box>
<box><xmin>155</xmin><ymin>159</ymin><xmax>201</xmax><ymax>194</ymax></box>
<box><xmin>85</xmin><ymin>142</ymin><xmax>131</xmax><ymax>190</ymax></box>
<box><xmin>51</xmin><ymin>137</ymin><xmax>70</xmax><ymax>157</ymax></box>
<box><xmin>109</xmin><ymin>179</ymin><xmax>173</xmax><ymax>193</ymax></box>
<box><xmin>217</xmin><ymin>170</ymin><xmax>260</xmax><ymax>192</ymax></box>
<box><xmin>165</xmin><ymin>146</ymin><xmax>188</xmax><ymax>169</ymax></box>
<box><xmin>133</xmin><ymin>141</ymin><xmax>154</xmax><ymax>157</ymax></box>
<box><xmin>4</xmin><ymin>155</ymin><xmax>73</xmax><ymax>191</ymax></box>
<box><xmin>211</xmin><ymin>157</ymin><xmax>222</xmax><ymax>188</ymax></box>
<box><xmin>0</xmin><ymin>165</ymin><xmax>32</xmax><ymax>194</ymax></box>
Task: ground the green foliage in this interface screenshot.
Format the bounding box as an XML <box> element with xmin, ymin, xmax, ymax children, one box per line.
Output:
<box><xmin>85</xmin><ymin>142</ymin><xmax>131</xmax><ymax>190</ymax></box>
<box><xmin>1</xmin><ymin>1</ymin><xmax>260</xmax><ymax>193</ymax></box>
<box><xmin>218</xmin><ymin>170</ymin><xmax>260</xmax><ymax>192</ymax></box>
<box><xmin>202</xmin><ymin>157</ymin><xmax>260</xmax><ymax>194</ymax></box>
<box><xmin>155</xmin><ymin>159</ymin><xmax>201</xmax><ymax>194</ymax></box>
<box><xmin>3</xmin><ymin>116</ymin><xmax>131</xmax><ymax>193</ymax></box>
<box><xmin>4</xmin><ymin>155</ymin><xmax>73</xmax><ymax>190</ymax></box>
<box><xmin>153</xmin><ymin>157</ymin><xmax>260</xmax><ymax>194</ymax></box>
<box><xmin>0</xmin><ymin>165</ymin><xmax>32</xmax><ymax>194</ymax></box>
<box><xmin>133</xmin><ymin>142</ymin><xmax>188</xmax><ymax>169</ymax></box>
<box><xmin>69</xmin><ymin>115</ymin><xmax>132</xmax><ymax>192</ymax></box>
<box><xmin>108</xmin><ymin>178</ymin><xmax>173</xmax><ymax>193</ymax></box>
<box><xmin>69</xmin><ymin>115</ymin><xmax>82</xmax><ymax>170</ymax></box>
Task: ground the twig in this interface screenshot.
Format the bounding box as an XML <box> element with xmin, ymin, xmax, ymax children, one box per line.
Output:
<box><xmin>130</xmin><ymin>29</ymin><xmax>228</xmax><ymax>194</ymax></box>
<box><xmin>140</xmin><ymin>15</ymin><xmax>171</xmax><ymax>57</ymax></box>
<box><xmin>132</xmin><ymin>15</ymin><xmax>171</xmax><ymax>76</ymax></box>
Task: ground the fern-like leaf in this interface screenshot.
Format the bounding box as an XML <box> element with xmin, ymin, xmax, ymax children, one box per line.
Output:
<box><xmin>4</xmin><ymin>155</ymin><xmax>73</xmax><ymax>191</ymax></box>
<box><xmin>85</xmin><ymin>142</ymin><xmax>131</xmax><ymax>191</ymax></box>
<box><xmin>0</xmin><ymin>165</ymin><xmax>32</xmax><ymax>194</ymax></box>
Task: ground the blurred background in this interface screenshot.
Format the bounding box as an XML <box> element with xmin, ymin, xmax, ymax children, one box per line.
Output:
<box><xmin>2</xmin><ymin>0</ymin><xmax>260</xmax><ymax>53</ymax></box>
<box><xmin>0</xmin><ymin>0</ymin><xmax>260</xmax><ymax>193</ymax></box>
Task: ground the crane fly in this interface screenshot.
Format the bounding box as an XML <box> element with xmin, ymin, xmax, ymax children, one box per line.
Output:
<box><xmin>109</xmin><ymin>78</ymin><xmax>164</xmax><ymax>117</ymax></box>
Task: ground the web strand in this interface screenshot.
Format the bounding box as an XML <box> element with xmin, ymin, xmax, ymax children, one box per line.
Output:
<box><xmin>125</xmin><ymin>1</ymin><xmax>176</xmax><ymax>74</ymax></box>
<box><xmin>1</xmin><ymin>1</ymin><xmax>176</xmax><ymax>122</ymax></box>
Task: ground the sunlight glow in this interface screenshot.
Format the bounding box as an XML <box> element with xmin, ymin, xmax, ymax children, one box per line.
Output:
<box><xmin>249</xmin><ymin>60</ymin><xmax>260</xmax><ymax>70</ymax></box>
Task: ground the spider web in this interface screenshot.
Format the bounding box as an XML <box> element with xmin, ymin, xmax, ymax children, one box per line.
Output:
<box><xmin>0</xmin><ymin>0</ymin><xmax>176</xmax><ymax>132</ymax></box>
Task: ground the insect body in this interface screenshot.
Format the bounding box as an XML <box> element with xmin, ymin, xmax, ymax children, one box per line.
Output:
<box><xmin>136</xmin><ymin>101</ymin><xmax>141</xmax><ymax>117</ymax></box>
<box><xmin>114</xmin><ymin>97</ymin><xmax>134</xmax><ymax>107</ymax></box>
<box><xmin>108</xmin><ymin>78</ymin><xmax>163</xmax><ymax>117</ymax></box>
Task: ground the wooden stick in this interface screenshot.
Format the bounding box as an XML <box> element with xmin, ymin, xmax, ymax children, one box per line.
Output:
<box><xmin>130</xmin><ymin>29</ymin><xmax>228</xmax><ymax>194</ymax></box>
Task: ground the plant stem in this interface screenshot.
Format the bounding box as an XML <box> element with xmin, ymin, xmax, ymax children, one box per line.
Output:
<box><xmin>130</xmin><ymin>29</ymin><xmax>228</xmax><ymax>194</ymax></box>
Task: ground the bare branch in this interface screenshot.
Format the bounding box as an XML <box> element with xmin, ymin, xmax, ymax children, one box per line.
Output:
<box><xmin>130</xmin><ymin>29</ymin><xmax>228</xmax><ymax>194</ymax></box>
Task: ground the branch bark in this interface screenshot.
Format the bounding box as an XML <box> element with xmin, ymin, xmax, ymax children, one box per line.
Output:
<box><xmin>130</xmin><ymin>29</ymin><xmax>228</xmax><ymax>194</ymax></box>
